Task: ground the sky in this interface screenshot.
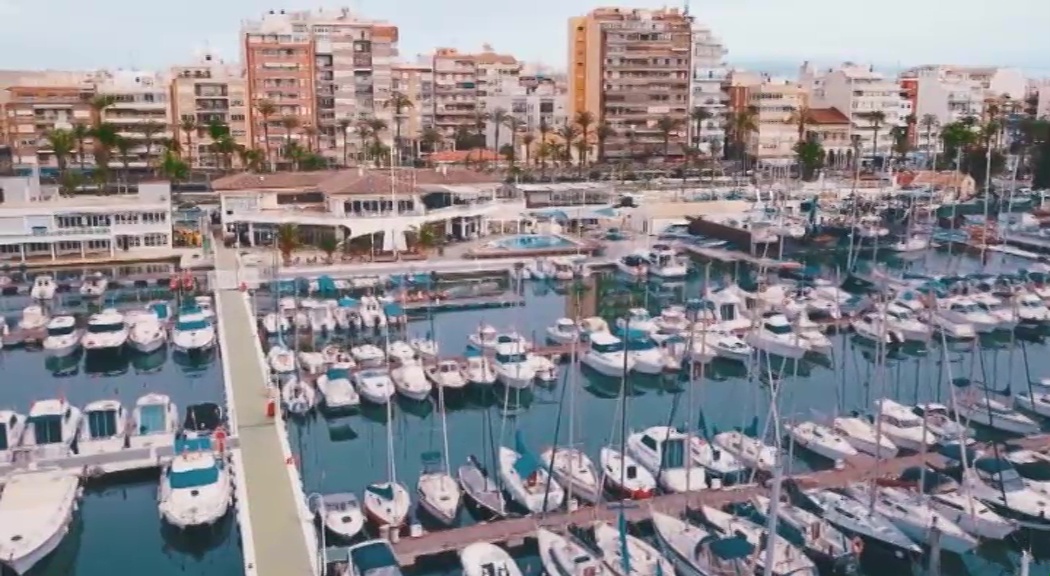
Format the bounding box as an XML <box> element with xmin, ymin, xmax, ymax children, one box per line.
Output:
<box><xmin>1</xmin><ymin>0</ymin><xmax>1048</xmax><ymax>75</ymax></box>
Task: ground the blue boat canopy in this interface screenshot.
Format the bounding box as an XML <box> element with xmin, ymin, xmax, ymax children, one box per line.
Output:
<box><xmin>937</xmin><ymin>442</ymin><xmax>978</xmax><ymax>464</ymax></box>
<box><xmin>705</xmin><ymin>535</ymin><xmax>754</xmax><ymax>559</ymax></box>
<box><xmin>974</xmin><ymin>457</ymin><xmax>1014</xmax><ymax>475</ymax></box>
<box><xmin>339</xmin><ymin>296</ymin><xmax>359</xmax><ymax>307</ymax></box>
<box><xmin>366</xmin><ymin>483</ymin><xmax>395</xmax><ymax>500</ymax></box>
<box><xmin>317</xmin><ymin>275</ymin><xmax>337</xmax><ymax>293</ymax></box>
<box><xmin>383</xmin><ymin>302</ymin><xmax>404</xmax><ymax>316</ymax></box>
<box><xmin>512</xmin><ymin>431</ymin><xmax>541</xmax><ymax>478</ymax></box>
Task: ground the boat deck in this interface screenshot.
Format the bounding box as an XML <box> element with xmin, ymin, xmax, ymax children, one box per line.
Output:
<box><xmin>389</xmin><ymin>434</ymin><xmax>1050</xmax><ymax>567</ymax></box>
<box><xmin>215</xmin><ymin>244</ymin><xmax>315</xmax><ymax>576</ymax></box>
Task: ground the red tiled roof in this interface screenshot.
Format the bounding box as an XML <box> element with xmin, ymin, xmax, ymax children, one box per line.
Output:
<box><xmin>317</xmin><ymin>168</ymin><xmax>501</xmax><ymax>195</ymax></box>
<box><xmin>211</xmin><ymin>172</ymin><xmax>331</xmax><ymax>191</ymax></box>
<box><xmin>428</xmin><ymin>149</ymin><xmax>502</xmax><ymax>163</ymax></box>
<box><xmin>805</xmin><ymin>107</ymin><xmax>850</xmax><ymax>125</ymax></box>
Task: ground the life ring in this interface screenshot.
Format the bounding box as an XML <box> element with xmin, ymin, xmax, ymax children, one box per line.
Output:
<box><xmin>851</xmin><ymin>536</ymin><xmax>864</xmax><ymax>555</ymax></box>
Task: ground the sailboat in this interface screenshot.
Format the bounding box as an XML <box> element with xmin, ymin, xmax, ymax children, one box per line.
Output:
<box><xmin>697</xmin><ymin>505</ymin><xmax>817</xmax><ymax>576</ymax></box>
<box><xmin>744</xmin><ymin>494</ymin><xmax>859</xmax><ymax>576</ymax></box>
<box><xmin>416</xmin><ymin>383</ymin><xmax>461</xmax><ymax>526</ymax></box>
<box><xmin>651</xmin><ymin>510</ymin><xmax>757</xmax><ymax>576</ymax></box>
<box><xmin>362</xmin><ymin>391</ymin><xmax>411</xmax><ymax>528</ymax></box>
<box><xmin>540</xmin><ymin>344</ymin><xmax>601</xmax><ymax>504</ymax></box>
<box><xmin>498</xmin><ymin>431</ymin><xmax>564</xmax><ymax>514</ymax></box>
<box><xmin>536</xmin><ymin>528</ymin><xmax>608</xmax><ymax>576</ymax></box>
<box><xmin>460</xmin><ymin>543</ymin><xmax>523</xmax><ymax>576</ymax></box>
<box><xmin>458</xmin><ymin>455</ymin><xmax>507</xmax><ymax>520</ymax></box>
<box><xmin>593</xmin><ymin>515</ymin><xmax>674</xmax><ymax>576</ymax></box>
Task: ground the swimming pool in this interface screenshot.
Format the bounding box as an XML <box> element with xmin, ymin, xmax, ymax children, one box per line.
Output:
<box><xmin>490</xmin><ymin>234</ymin><xmax>576</xmax><ymax>250</ymax></box>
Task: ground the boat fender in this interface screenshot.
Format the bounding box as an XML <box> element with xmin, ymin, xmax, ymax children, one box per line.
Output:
<box><xmin>851</xmin><ymin>536</ymin><xmax>864</xmax><ymax>555</ymax></box>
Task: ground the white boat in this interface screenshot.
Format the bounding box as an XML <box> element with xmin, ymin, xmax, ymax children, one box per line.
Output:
<box><xmin>82</xmin><ymin>309</ymin><xmax>129</xmax><ymax>353</ymax></box>
<box><xmin>964</xmin><ymin>456</ymin><xmax>1050</xmax><ymax>530</ymax></box>
<box><xmin>350</xmin><ymin>344</ymin><xmax>386</xmax><ymax>367</ymax></box>
<box><xmin>651</xmin><ymin>510</ymin><xmax>756</xmax><ymax>576</ymax></box>
<box><xmin>353</xmin><ymin>368</ymin><xmax>396</xmax><ymax>405</ymax></box>
<box><xmin>704</xmin><ymin>285</ymin><xmax>753</xmax><ymax>332</ymax></box>
<box><xmin>546</xmin><ymin>318</ymin><xmax>580</xmax><ymax>344</ymax></box>
<box><xmin>844</xmin><ymin>483</ymin><xmax>977</xmax><ymax>555</ymax></box>
<box><xmin>386</xmin><ymin>339</ymin><xmax>417</xmax><ymax>365</ymax></box>
<box><xmin>358</xmin><ymin>296</ymin><xmax>388</xmax><ymax>329</ymax></box>
<box><xmin>537</xmin><ymin>528</ymin><xmax>607</xmax><ymax>576</ymax></box>
<box><xmin>129</xmin><ymin>393</ymin><xmax>179</xmax><ymax>450</ymax></box>
<box><xmin>308</xmin><ymin>304</ymin><xmax>337</xmax><ymax>333</ymax></box>
<box><xmin>582</xmin><ymin>332</ymin><xmax>634</xmax><ymax>377</ymax></box>
<box><xmin>17</xmin><ymin>307</ymin><xmax>49</xmax><ymax>337</ymax></box>
<box><xmin>652</xmin><ymin>306</ymin><xmax>691</xmax><ymax>334</ymax></box>
<box><xmin>77</xmin><ymin>399</ymin><xmax>127</xmax><ymax>455</ymax></box>
<box><xmin>927</xmin><ymin>489</ymin><xmax>1017</xmax><ymax>541</ymax></box>
<box><xmin>529</xmin><ymin>354</ymin><xmax>558</xmax><ymax>382</ymax></box>
<box><xmin>317</xmin><ymin>368</ymin><xmax>360</xmax><ymax>412</ymax></box>
<box><xmin>1015</xmin><ymin>390</ymin><xmax>1050</xmax><ymax>418</ymax></box>
<box><xmin>416</xmin><ymin>463</ymin><xmax>461</xmax><ymax>526</ymax></box>
<box><xmin>579</xmin><ymin>316</ymin><xmax>611</xmax><ymax>339</ymax></box>
<box><xmin>935</xmin><ymin>297</ymin><xmax>997</xmax><ymax>334</ymax></box>
<box><xmin>594</xmin><ymin>520</ymin><xmax>674</xmax><ymax>576</ymax></box>
<box><xmin>316</xmin><ymin>493</ymin><xmax>364</xmax><ymax>541</ymax></box>
<box><xmin>911</xmin><ymin>403</ymin><xmax>973</xmax><ymax>445</ymax></box>
<box><xmin>468</xmin><ymin>325</ymin><xmax>532</xmax><ymax>353</ymax></box>
<box><xmin>158</xmin><ymin>437</ymin><xmax>232</xmax><ymax>528</ymax></box>
<box><xmin>79</xmin><ymin>272</ymin><xmax>108</xmax><ymax>297</ymax></box>
<box><xmin>426</xmin><ymin>360</ymin><xmax>468</xmax><ymax>391</ymax></box>
<box><xmin>22</xmin><ymin>399</ymin><xmax>82</xmax><ymax>459</ymax></box>
<box><xmin>746</xmin><ymin>313</ymin><xmax>809</xmax><ymax>359</ymax></box>
<box><xmin>832</xmin><ymin>416</ymin><xmax>899</xmax><ymax>458</ymax></box>
<box><xmin>267</xmin><ymin>344</ymin><xmax>297</xmax><ymax>374</ymax></box>
<box><xmin>493</xmin><ymin>342</ymin><xmax>536</xmax><ymax>389</ymax></box>
<box><xmin>599</xmin><ymin>447</ymin><xmax>656</xmax><ymax>500</ymax></box>
<box><xmin>0</xmin><ymin>410</ymin><xmax>27</xmax><ymax>464</ymax></box>
<box><xmin>347</xmin><ymin>540</ymin><xmax>404</xmax><ymax>576</ymax></box>
<box><xmin>645</xmin><ymin>244</ymin><xmax>688</xmax><ymax>278</ymax></box>
<box><xmin>540</xmin><ymin>448</ymin><xmax>601</xmax><ymax>504</ymax></box>
<box><xmin>410</xmin><ymin>338</ymin><xmax>440</xmax><ymax>359</ymax></box>
<box><xmin>392</xmin><ymin>360</ymin><xmax>432</xmax><ymax>401</ymax></box>
<box><xmin>616</xmin><ymin>254</ymin><xmax>648</xmax><ymax>278</ymax></box>
<box><xmin>262</xmin><ymin>312</ymin><xmax>290</xmax><ymax>336</ymax></box>
<box><xmin>886</xmin><ymin>235</ymin><xmax>929</xmax><ymax>253</ymax></box>
<box><xmin>882</xmin><ymin>303</ymin><xmax>933</xmax><ymax>343</ymax></box>
<box><xmin>698</xmin><ymin>505</ymin><xmax>817</xmax><ymax>576</ymax></box>
<box><xmin>956</xmin><ymin>395</ymin><xmax>1040</xmax><ymax>435</ymax></box>
<box><xmin>281</xmin><ymin>377</ymin><xmax>317</xmax><ymax>414</ymax></box>
<box><xmin>873</xmin><ymin>398</ymin><xmax>938</xmax><ymax>451</ymax></box>
<box><xmin>30</xmin><ymin>276</ymin><xmax>56</xmax><ymax>300</ymax></box>
<box><xmin>791</xmin><ymin>312</ymin><xmax>833</xmax><ymax>355</ymax></box>
<box><xmin>689</xmin><ymin>436</ymin><xmax>748</xmax><ymax>485</ymax></box>
<box><xmin>42</xmin><ymin>315</ymin><xmax>82</xmax><ymax>358</ymax></box>
<box><xmin>616</xmin><ymin>308</ymin><xmax>657</xmax><ymax>334</ymax></box>
<box><xmin>297</xmin><ymin>350</ymin><xmax>326</xmax><ymax>374</ymax></box>
<box><xmin>458</xmin><ymin>455</ymin><xmax>508</xmax><ymax>519</ymax></box>
<box><xmin>803</xmin><ymin>489</ymin><xmax>922</xmax><ymax>556</ymax></box>
<box><xmin>785</xmin><ymin>421</ymin><xmax>857</xmax><ymax>462</ymax></box>
<box><xmin>748</xmin><ymin>495</ymin><xmax>858</xmax><ymax>573</ymax></box>
<box><xmin>971</xmin><ymin>292</ymin><xmax>1019</xmax><ymax>331</ymax></box>
<box><xmin>850</xmin><ymin>312</ymin><xmax>902</xmax><ymax>345</ymax></box>
<box><xmin>362</xmin><ymin>482</ymin><xmax>411</xmax><ymax>527</ymax></box>
<box><xmin>0</xmin><ymin>471</ymin><xmax>81</xmax><ymax>575</ymax></box>
<box><xmin>626</xmin><ymin>337</ymin><xmax>676</xmax><ymax>374</ymax></box>
<box><xmin>1015</xmin><ymin>292</ymin><xmax>1050</xmax><ymax>324</ymax></box>
<box><xmin>172</xmin><ymin>309</ymin><xmax>215</xmax><ymax>353</ymax></box>
<box><xmin>321</xmin><ymin>344</ymin><xmax>355</xmax><ymax>368</ymax></box>
<box><xmin>701</xmin><ymin>329</ymin><xmax>753</xmax><ymax>363</ymax></box>
<box><xmin>459</xmin><ymin>542</ymin><xmax>522</xmax><ymax>576</ymax></box>
<box><xmin>463</xmin><ymin>354</ymin><xmax>497</xmax><ymax>386</ymax></box>
<box><xmin>627</xmin><ymin>426</ymin><xmax>705</xmax><ymax>493</ymax></box>
<box><xmin>498</xmin><ymin>444</ymin><xmax>564</xmax><ymax>513</ymax></box>
<box><xmin>128</xmin><ymin>312</ymin><xmax>167</xmax><ymax>354</ymax></box>
<box><xmin>712</xmin><ymin>430</ymin><xmax>776</xmax><ymax>474</ymax></box>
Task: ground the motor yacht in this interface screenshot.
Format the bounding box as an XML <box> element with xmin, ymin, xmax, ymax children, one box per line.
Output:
<box><xmin>77</xmin><ymin>399</ymin><xmax>127</xmax><ymax>456</ymax></box>
<box><xmin>616</xmin><ymin>254</ymin><xmax>648</xmax><ymax>278</ymax></box>
<box><xmin>582</xmin><ymin>332</ymin><xmax>634</xmax><ymax>377</ymax></box>
<box><xmin>172</xmin><ymin>307</ymin><xmax>215</xmax><ymax>353</ymax></box>
<box><xmin>493</xmin><ymin>342</ymin><xmax>536</xmax><ymax>389</ymax></box>
<box><xmin>873</xmin><ymin>399</ymin><xmax>938</xmax><ymax>451</ymax></box>
<box><xmin>386</xmin><ymin>339</ymin><xmax>417</xmax><ymax>365</ymax></box>
<box><xmin>627</xmin><ymin>426</ymin><xmax>706</xmax><ymax>493</ymax></box>
<box><xmin>43</xmin><ymin>315</ymin><xmax>82</xmax><ymax>358</ymax></box>
<box><xmin>712</xmin><ymin>430</ymin><xmax>776</xmax><ymax>474</ymax></box>
<box><xmin>539</xmin><ymin>448</ymin><xmax>601</xmax><ymax>504</ymax></box>
<box><xmin>317</xmin><ymin>368</ymin><xmax>360</xmax><ymax>412</ymax></box>
<box><xmin>688</xmin><ymin>436</ymin><xmax>747</xmax><ymax>485</ymax></box>
<box><xmin>832</xmin><ymin>416</ymin><xmax>898</xmax><ymax>458</ymax></box>
<box><xmin>463</xmin><ymin>353</ymin><xmax>497</xmax><ymax>386</ymax></box>
<box><xmin>22</xmin><ymin>399</ymin><xmax>82</xmax><ymax>459</ymax></box>
<box><xmin>30</xmin><ymin>275</ymin><xmax>56</xmax><ymax>300</ymax></box>
<box><xmin>349</xmin><ymin>344</ymin><xmax>385</xmax><ymax>367</ymax></box>
<box><xmin>129</xmin><ymin>393</ymin><xmax>179</xmax><ymax>450</ymax></box>
<box><xmin>881</xmin><ymin>303</ymin><xmax>933</xmax><ymax>343</ymax></box>
<box><xmin>955</xmin><ymin>395</ymin><xmax>1040</xmax><ymax>435</ymax></box>
<box><xmin>971</xmin><ymin>292</ymin><xmax>1019</xmax><ymax>331</ymax></box>
<box><xmin>159</xmin><ymin>437</ymin><xmax>232</xmax><ymax>528</ymax></box>
<box><xmin>409</xmin><ymin>338</ymin><xmax>439</xmax><ymax>360</ymax></box>
<box><xmin>651</xmin><ymin>510</ymin><xmax>756</xmax><ymax>576</ymax></box>
<box><xmin>0</xmin><ymin>411</ymin><xmax>26</xmax><ymax>464</ymax></box>
<box><xmin>0</xmin><ymin>471</ymin><xmax>81</xmax><ymax>575</ymax></box>
<box><xmin>362</xmin><ymin>482</ymin><xmax>411</xmax><ymax>528</ymax></box>
<box><xmin>546</xmin><ymin>318</ymin><xmax>580</xmax><ymax>344</ymax></box>
<box><xmin>79</xmin><ymin>272</ymin><xmax>108</xmax><ymax>297</ymax></box>
<box><xmin>468</xmin><ymin>325</ymin><xmax>531</xmax><ymax>353</ymax></box>
<box><xmin>935</xmin><ymin>297</ymin><xmax>997</xmax><ymax>335</ymax></box>
<box><xmin>626</xmin><ymin>337</ymin><xmax>676</xmax><ymax>375</ymax></box>
<box><xmin>358</xmin><ymin>296</ymin><xmax>388</xmax><ymax>330</ymax></box>
<box><xmin>391</xmin><ymin>359</ymin><xmax>432</xmax><ymax>401</ymax></box>
<box><xmin>851</xmin><ymin>312</ymin><xmax>901</xmax><ymax>345</ymax></box>
<box><xmin>1015</xmin><ymin>292</ymin><xmax>1050</xmax><ymax>324</ymax></box>
<box><xmin>498</xmin><ymin>444</ymin><xmax>564</xmax><ymax>513</ymax></box>
<box><xmin>529</xmin><ymin>354</ymin><xmax>558</xmax><ymax>383</ymax></box>
<box><xmin>536</xmin><ymin>529</ymin><xmax>607</xmax><ymax>576</ymax></box>
<box><xmin>353</xmin><ymin>368</ymin><xmax>396</xmax><ymax>405</ymax></box>
<box><xmin>315</xmin><ymin>493</ymin><xmax>364</xmax><ymax>541</ymax></box>
<box><xmin>645</xmin><ymin>244</ymin><xmax>688</xmax><ymax>278</ymax></box>
<box><xmin>912</xmin><ymin>403</ymin><xmax>973</xmax><ymax>445</ymax></box>
<box><xmin>702</xmin><ymin>329</ymin><xmax>753</xmax><ymax>363</ymax></box>
<box><xmin>616</xmin><ymin>308</ymin><xmax>657</xmax><ymax>334</ymax></box>
<box><xmin>83</xmin><ymin>309</ymin><xmax>129</xmax><ymax>353</ymax></box>
<box><xmin>747</xmin><ymin>313</ymin><xmax>809</xmax><ymax>359</ymax></box>
<box><xmin>426</xmin><ymin>360</ymin><xmax>468</xmax><ymax>391</ymax></box>
<box><xmin>262</xmin><ymin>312</ymin><xmax>290</xmax><ymax>336</ymax></box>
<box><xmin>599</xmin><ymin>447</ymin><xmax>655</xmax><ymax>500</ymax></box>
<box><xmin>297</xmin><ymin>350</ymin><xmax>326</xmax><ymax>375</ymax></box>
<box><xmin>281</xmin><ymin>377</ymin><xmax>318</xmax><ymax>415</ymax></box>
<box><xmin>785</xmin><ymin>421</ymin><xmax>858</xmax><ymax>462</ymax></box>
<box><xmin>844</xmin><ymin>483</ymin><xmax>977</xmax><ymax>555</ymax></box>
<box><xmin>128</xmin><ymin>311</ymin><xmax>167</xmax><ymax>354</ymax></box>
<box><xmin>18</xmin><ymin>305</ymin><xmax>49</xmax><ymax>332</ymax></box>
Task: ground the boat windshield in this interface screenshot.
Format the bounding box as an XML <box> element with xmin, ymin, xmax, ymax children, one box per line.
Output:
<box><xmin>591</xmin><ymin>340</ymin><xmax>624</xmax><ymax>354</ymax></box>
<box><xmin>495</xmin><ymin>352</ymin><xmax>527</xmax><ymax>364</ymax></box>
<box><xmin>48</xmin><ymin>324</ymin><xmax>76</xmax><ymax>336</ymax></box>
<box><xmin>949</xmin><ymin>302</ymin><xmax>978</xmax><ymax>314</ymax></box>
<box><xmin>765</xmin><ymin>323</ymin><xmax>793</xmax><ymax>336</ymax></box>
<box><xmin>0</xmin><ymin>422</ymin><xmax>8</xmax><ymax>451</ymax></box>
<box><xmin>886</xmin><ymin>309</ymin><xmax>909</xmax><ymax>321</ymax></box>
<box><xmin>1020</xmin><ymin>298</ymin><xmax>1042</xmax><ymax>308</ymax></box>
<box><xmin>88</xmin><ymin>321</ymin><xmax>124</xmax><ymax>334</ymax></box>
<box><xmin>168</xmin><ymin>463</ymin><xmax>220</xmax><ymax>489</ymax></box>
<box><xmin>30</xmin><ymin>414</ymin><xmax>63</xmax><ymax>445</ymax></box>
<box><xmin>989</xmin><ymin>469</ymin><xmax>1026</xmax><ymax>492</ymax></box>
<box><xmin>625</xmin><ymin>339</ymin><xmax>655</xmax><ymax>351</ymax></box>
<box><xmin>660</xmin><ymin>437</ymin><xmax>687</xmax><ymax>469</ymax></box>
<box><xmin>87</xmin><ymin>409</ymin><xmax>118</xmax><ymax>439</ymax></box>
<box><xmin>138</xmin><ymin>404</ymin><xmax>167</xmax><ymax>435</ymax></box>
<box><xmin>177</xmin><ymin>318</ymin><xmax>210</xmax><ymax>331</ymax></box>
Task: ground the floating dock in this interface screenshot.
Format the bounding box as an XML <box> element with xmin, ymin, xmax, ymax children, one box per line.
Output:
<box><xmin>214</xmin><ymin>244</ymin><xmax>316</xmax><ymax>576</ymax></box>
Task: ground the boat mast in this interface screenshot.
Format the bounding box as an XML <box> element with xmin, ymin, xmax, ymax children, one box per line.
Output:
<box><xmin>618</xmin><ymin>315</ymin><xmax>631</xmax><ymax>495</ymax></box>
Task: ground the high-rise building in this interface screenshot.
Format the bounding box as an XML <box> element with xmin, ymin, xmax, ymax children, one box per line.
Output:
<box><xmin>170</xmin><ymin>52</ymin><xmax>249</xmax><ymax>168</ymax></box>
<box><xmin>391</xmin><ymin>62</ymin><xmax>434</xmax><ymax>150</ymax></box>
<box><xmin>745</xmin><ymin>78</ymin><xmax>806</xmax><ymax>164</ymax></box>
<box><xmin>93</xmin><ymin>69</ymin><xmax>174</xmax><ymax>170</ymax></box>
<box><xmin>240</xmin><ymin>8</ymin><xmax>400</xmax><ymax>164</ymax></box>
<box><xmin>0</xmin><ymin>71</ymin><xmax>96</xmax><ymax>166</ymax></box>
<box><xmin>569</xmin><ymin>7</ymin><xmax>725</xmax><ymax>159</ymax></box>
<box><xmin>480</xmin><ymin>73</ymin><xmax>567</xmax><ymax>149</ymax></box>
<box><xmin>430</xmin><ymin>46</ymin><xmax>521</xmax><ymax>141</ymax></box>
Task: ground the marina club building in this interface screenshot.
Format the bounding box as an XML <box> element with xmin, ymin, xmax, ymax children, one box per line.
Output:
<box><xmin>0</xmin><ymin>168</ymin><xmax>174</xmax><ymax>263</ymax></box>
<box><xmin>213</xmin><ymin>168</ymin><xmax>512</xmax><ymax>248</ymax></box>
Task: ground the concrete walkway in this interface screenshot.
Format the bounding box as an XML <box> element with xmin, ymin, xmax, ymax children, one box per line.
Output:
<box><xmin>215</xmin><ymin>245</ymin><xmax>314</xmax><ymax>576</ymax></box>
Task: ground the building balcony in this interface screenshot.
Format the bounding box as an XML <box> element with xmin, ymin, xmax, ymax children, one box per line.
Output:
<box><xmin>0</xmin><ymin>226</ymin><xmax>112</xmax><ymax>241</ymax></box>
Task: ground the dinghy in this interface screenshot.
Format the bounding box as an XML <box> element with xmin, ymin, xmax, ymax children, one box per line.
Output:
<box><xmin>315</xmin><ymin>493</ymin><xmax>364</xmax><ymax>541</ymax></box>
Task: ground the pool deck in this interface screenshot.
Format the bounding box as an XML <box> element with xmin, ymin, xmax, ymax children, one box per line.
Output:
<box><xmin>465</xmin><ymin>234</ymin><xmax>601</xmax><ymax>259</ymax></box>
<box><xmin>214</xmin><ymin>243</ymin><xmax>317</xmax><ymax>576</ymax></box>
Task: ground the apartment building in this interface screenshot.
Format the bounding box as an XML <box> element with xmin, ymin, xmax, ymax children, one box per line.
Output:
<box><xmin>391</xmin><ymin>62</ymin><xmax>433</xmax><ymax>149</ymax></box>
<box><xmin>689</xmin><ymin>22</ymin><xmax>729</xmax><ymax>152</ymax></box>
<box><xmin>898</xmin><ymin>66</ymin><xmax>985</xmax><ymax>153</ymax></box>
<box><xmin>93</xmin><ymin>70</ymin><xmax>174</xmax><ymax>169</ymax></box>
<box><xmin>803</xmin><ymin>62</ymin><xmax>905</xmax><ymax>163</ymax></box>
<box><xmin>905</xmin><ymin>65</ymin><xmax>1027</xmax><ymax>102</ymax></box>
<box><xmin>170</xmin><ymin>52</ymin><xmax>249</xmax><ymax>168</ymax></box>
<box><xmin>569</xmin><ymin>7</ymin><xmax>694</xmax><ymax>159</ymax></box>
<box><xmin>431</xmin><ymin>46</ymin><xmax>521</xmax><ymax>140</ymax></box>
<box><xmin>480</xmin><ymin>74</ymin><xmax>567</xmax><ymax>149</ymax></box>
<box><xmin>746</xmin><ymin>79</ymin><xmax>805</xmax><ymax>164</ymax></box>
<box><xmin>0</xmin><ymin>71</ymin><xmax>96</xmax><ymax>167</ymax></box>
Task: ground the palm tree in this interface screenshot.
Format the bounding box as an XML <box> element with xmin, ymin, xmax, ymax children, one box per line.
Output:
<box><xmin>317</xmin><ymin>232</ymin><xmax>339</xmax><ymax>264</ymax></box>
<box><xmin>179</xmin><ymin>118</ymin><xmax>197</xmax><ymax>167</ymax></box>
<box><xmin>890</xmin><ymin>125</ymin><xmax>911</xmax><ymax>165</ymax></box>
<box><xmin>384</xmin><ymin>91</ymin><xmax>414</xmax><ymax>164</ymax></box>
<box><xmin>355</xmin><ymin>122</ymin><xmax>374</xmax><ymax>164</ymax></box>
<box><xmin>862</xmin><ymin>110</ymin><xmax>887</xmax><ymax>168</ymax></box>
<box><xmin>690</xmin><ymin>107</ymin><xmax>713</xmax><ymax>147</ymax></box>
<box><xmin>490</xmin><ymin>108</ymin><xmax>509</xmax><ymax>155</ymax></box>
<box><xmin>538</xmin><ymin>119</ymin><xmax>552</xmax><ymax>170</ymax></box>
<box><xmin>595</xmin><ymin>123</ymin><xmax>614</xmax><ymax>164</ymax></box>
<box><xmin>521</xmin><ymin>133</ymin><xmax>535</xmax><ymax>167</ymax></box>
<box><xmin>366</xmin><ymin>118</ymin><xmax>388</xmax><ymax>164</ymax></box>
<box><xmin>113</xmin><ymin>136</ymin><xmax>133</xmax><ymax>191</ymax></box>
<box><xmin>656</xmin><ymin>115</ymin><xmax>682</xmax><ymax>159</ymax></box>
<box><xmin>276</xmin><ymin>223</ymin><xmax>300</xmax><ymax>265</ymax></box>
<box><xmin>140</xmin><ymin>121</ymin><xmax>164</xmax><ymax>174</ymax></box>
<box><xmin>574</xmin><ymin>110</ymin><xmax>595</xmax><ymax>168</ymax></box>
<box><xmin>338</xmin><ymin>118</ymin><xmax>353</xmax><ymax>167</ymax></box>
<box><xmin>45</xmin><ymin>128</ymin><xmax>76</xmax><ymax>194</ymax></box>
<box><xmin>787</xmin><ymin>104</ymin><xmax>810</xmax><ymax>143</ymax></box>
<box><xmin>302</xmin><ymin>124</ymin><xmax>318</xmax><ymax>153</ymax></box>
<box><xmin>280</xmin><ymin>116</ymin><xmax>300</xmax><ymax>169</ymax></box>
<box><xmin>90</xmin><ymin>123</ymin><xmax>119</xmax><ymax>183</ymax></box>
<box><xmin>557</xmin><ymin>121</ymin><xmax>579</xmax><ymax>164</ymax></box>
<box><xmin>919</xmin><ymin>114</ymin><xmax>939</xmax><ymax>169</ymax></box>
<box><xmin>206</xmin><ymin>120</ymin><xmax>231</xmax><ymax>168</ymax></box>
<box><xmin>473</xmin><ymin>112</ymin><xmax>491</xmax><ymax>150</ymax></box>
<box><xmin>254</xmin><ymin>99</ymin><xmax>277</xmax><ymax>171</ymax></box>
<box><xmin>420</xmin><ymin>127</ymin><xmax>442</xmax><ymax>155</ymax></box>
<box><xmin>89</xmin><ymin>95</ymin><xmax>116</xmax><ymax>178</ymax></box>
<box><xmin>729</xmin><ymin>106</ymin><xmax>759</xmax><ymax>166</ymax></box>
<box><xmin>71</xmin><ymin>123</ymin><xmax>91</xmax><ymax>178</ymax></box>
<box><xmin>213</xmin><ymin>136</ymin><xmax>238</xmax><ymax>171</ymax></box>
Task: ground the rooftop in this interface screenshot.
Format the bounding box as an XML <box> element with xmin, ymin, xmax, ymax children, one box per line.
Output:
<box><xmin>806</xmin><ymin>107</ymin><xmax>850</xmax><ymax>125</ymax></box>
<box><xmin>212</xmin><ymin>168</ymin><xmax>502</xmax><ymax>194</ymax></box>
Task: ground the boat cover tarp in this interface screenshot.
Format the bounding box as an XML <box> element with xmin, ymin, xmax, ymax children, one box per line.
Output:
<box><xmin>704</xmin><ymin>535</ymin><xmax>754</xmax><ymax>559</ymax></box>
<box><xmin>937</xmin><ymin>442</ymin><xmax>978</xmax><ymax>464</ymax></box>
<box><xmin>339</xmin><ymin>296</ymin><xmax>359</xmax><ymax>307</ymax></box>
<box><xmin>366</xmin><ymin>483</ymin><xmax>395</xmax><ymax>500</ymax></box>
<box><xmin>512</xmin><ymin>430</ymin><xmax>541</xmax><ymax>478</ymax></box>
<box><xmin>183</xmin><ymin>402</ymin><xmax>223</xmax><ymax>433</ymax></box>
<box><xmin>150</xmin><ymin>302</ymin><xmax>170</xmax><ymax>320</ymax></box>
<box><xmin>317</xmin><ymin>275</ymin><xmax>337</xmax><ymax>293</ymax></box>
<box><xmin>383</xmin><ymin>302</ymin><xmax>405</xmax><ymax>317</ymax></box>
<box><xmin>138</xmin><ymin>404</ymin><xmax>168</xmax><ymax>435</ymax></box>
<box><xmin>973</xmin><ymin>457</ymin><xmax>1013</xmax><ymax>474</ymax></box>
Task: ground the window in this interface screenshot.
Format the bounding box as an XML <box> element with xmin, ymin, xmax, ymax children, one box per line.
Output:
<box><xmin>143</xmin><ymin>234</ymin><xmax>167</xmax><ymax>247</ymax></box>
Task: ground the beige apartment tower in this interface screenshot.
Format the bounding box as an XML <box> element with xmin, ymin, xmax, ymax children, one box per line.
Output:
<box><xmin>430</xmin><ymin>46</ymin><xmax>521</xmax><ymax>140</ymax></box>
<box><xmin>170</xmin><ymin>52</ymin><xmax>249</xmax><ymax>168</ymax></box>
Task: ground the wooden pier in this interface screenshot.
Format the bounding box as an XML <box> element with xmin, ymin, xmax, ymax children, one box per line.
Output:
<box><xmin>390</xmin><ymin>435</ymin><xmax>1050</xmax><ymax>567</ymax></box>
<box><xmin>679</xmin><ymin>244</ymin><xmax>799</xmax><ymax>270</ymax></box>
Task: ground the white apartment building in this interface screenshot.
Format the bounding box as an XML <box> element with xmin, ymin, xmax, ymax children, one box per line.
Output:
<box><xmin>93</xmin><ymin>70</ymin><xmax>174</xmax><ymax>169</ymax></box>
<box><xmin>431</xmin><ymin>47</ymin><xmax>522</xmax><ymax>140</ymax></box>
<box><xmin>804</xmin><ymin>63</ymin><xmax>905</xmax><ymax>162</ymax></box>
<box><xmin>689</xmin><ymin>21</ymin><xmax>729</xmax><ymax>153</ymax></box>
<box><xmin>0</xmin><ymin>169</ymin><xmax>173</xmax><ymax>264</ymax></box>
<box><xmin>170</xmin><ymin>52</ymin><xmax>249</xmax><ymax>168</ymax></box>
<box><xmin>747</xmin><ymin>78</ymin><xmax>805</xmax><ymax>164</ymax></box>
<box><xmin>480</xmin><ymin>75</ymin><xmax>567</xmax><ymax>149</ymax></box>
